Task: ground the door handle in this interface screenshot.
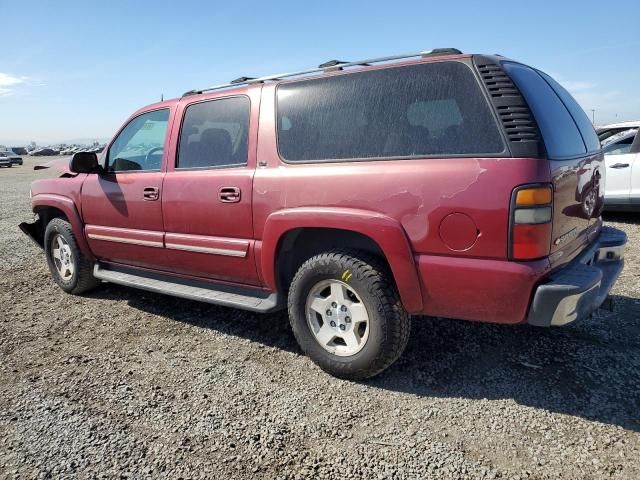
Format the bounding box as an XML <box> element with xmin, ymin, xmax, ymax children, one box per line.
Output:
<box><xmin>219</xmin><ymin>186</ymin><xmax>241</xmax><ymax>203</ymax></box>
<box><xmin>143</xmin><ymin>186</ymin><xmax>160</xmax><ymax>201</ymax></box>
<box><xmin>610</xmin><ymin>163</ymin><xmax>630</xmax><ymax>169</ymax></box>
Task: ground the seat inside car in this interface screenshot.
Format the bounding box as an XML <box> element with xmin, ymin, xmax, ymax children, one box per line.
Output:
<box><xmin>186</xmin><ymin>128</ymin><xmax>233</xmax><ymax>168</ymax></box>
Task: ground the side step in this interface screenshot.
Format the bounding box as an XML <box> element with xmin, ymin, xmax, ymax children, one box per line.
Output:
<box><xmin>93</xmin><ymin>264</ymin><xmax>280</xmax><ymax>313</ymax></box>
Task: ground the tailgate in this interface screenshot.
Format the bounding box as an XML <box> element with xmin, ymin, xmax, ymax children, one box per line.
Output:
<box><xmin>501</xmin><ymin>62</ymin><xmax>604</xmax><ymax>264</ymax></box>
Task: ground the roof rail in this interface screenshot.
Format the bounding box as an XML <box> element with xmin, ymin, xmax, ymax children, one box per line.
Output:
<box><xmin>182</xmin><ymin>48</ymin><xmax>462</xmax><ymax>97</ymax></box>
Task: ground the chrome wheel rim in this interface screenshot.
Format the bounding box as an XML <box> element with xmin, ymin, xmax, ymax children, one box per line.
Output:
<box><xmin>305</xmin><ymin>279</ymin><xmax>370</xmax><ymax>357</ymax></box>
<box><xmin>583</xmin><ymin>188</ymin><xmax>596</xmax><ymax>216</ymax></box>
<box><xmin>51</xmin><ymin>234</ymin><xmax>75</xmax><ymax>281</ymax></box>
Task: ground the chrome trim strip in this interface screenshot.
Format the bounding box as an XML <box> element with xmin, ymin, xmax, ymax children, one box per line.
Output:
<box><xmin>165</xmin><ymin>242</ymin><xmax>247</xmax><ymax>257</ymax></box>
<box><xmin>87</xmin><ymin>233</ymin><xmax>163</xmax><ymax>248</ymax></box>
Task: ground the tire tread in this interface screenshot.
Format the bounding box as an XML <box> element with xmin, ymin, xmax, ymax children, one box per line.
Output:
<box><xmin>288</xmin><ymin>249</ymin><xmax>410</xmax><ymax>380</ymax></box>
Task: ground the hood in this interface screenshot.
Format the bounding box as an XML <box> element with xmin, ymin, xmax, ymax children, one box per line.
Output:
<box><xmin>33</xmin><ymin>157</ymin><xmax>77</xmax><ymax>176</ymax></box>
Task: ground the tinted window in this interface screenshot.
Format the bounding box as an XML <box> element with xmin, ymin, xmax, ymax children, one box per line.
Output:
<box><xmin>178</xmin><ymin>97</ymin><xmax>250</xmax><ymax>169</ymax></box>
<box><xmin>502</xmin><ymin>62</ymin><xmax>586</xmax><ymax>159</ymax></box>
<box><xmin>538</xmin><ymin>71</ymin><xmax>601</xmax><ymax>153</ymax></box>
<box><xmin>107</xmin><ymin>109</ymin><xmax>169</xmax><ymax>172</ymax></box>
<box><xmin>277</xmin><ymin>61</ymin><xmax>505</xmax><ymax>162</ymax></box>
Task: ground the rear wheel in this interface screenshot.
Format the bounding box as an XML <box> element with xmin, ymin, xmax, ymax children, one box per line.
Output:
<box><xmin>288</xmin><ymin>250</ymin><xmax>410</xmax><ymax>380</ymax></box>
<box><xmin>44</xmin><ymin>218</ymin><xmax>100</xmax><ymax>294</ymax></box>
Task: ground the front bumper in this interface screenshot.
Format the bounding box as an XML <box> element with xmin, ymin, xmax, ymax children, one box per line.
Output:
<box><xmin>527</xmin><ymin>226</ymin><xmax>627</xmax><ymax>327</ymax></box>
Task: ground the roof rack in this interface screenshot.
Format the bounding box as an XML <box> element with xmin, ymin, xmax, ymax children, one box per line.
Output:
<box><xmin>182</xmin><ymin>48</ymin><xmax>462</xmax><ymax>97</ymax></box>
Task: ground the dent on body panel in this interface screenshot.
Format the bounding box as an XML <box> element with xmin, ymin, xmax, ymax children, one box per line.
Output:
<box><xmin>31</xmin><ymin>174</ymin><xmax>85</xmax><ymax>207</ymax></box>
<box><xmin>400</xmin><ymin>158</ymin><xmax>486</xmax><ymax>243</ymax></box>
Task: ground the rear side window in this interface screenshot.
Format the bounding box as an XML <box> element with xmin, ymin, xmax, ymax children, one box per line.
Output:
<box><xmin>277</xmin><ymin>61</ymin><xmax>505</xmax><ymax>162</ymax></box>
<box><xmin>538</xmin><ymin>71</ymin><xmax>601</xmax><ymax>153</ymax></box>
<box><xmin>178</xmin><ymin>96</ymin><xmax>250</xmax><ymax>169</ymax></box>
<box><xmin>502</xmin><ymin>62</ymin><xmax>586</xmax><ymax>159</ymax></box>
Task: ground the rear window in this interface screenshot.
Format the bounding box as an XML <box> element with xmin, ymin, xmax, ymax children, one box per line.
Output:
<box><xmin>537</xmin><ymin>71</ymin><xmax>601</xmax><ymax>153</ymax></box>
<box><xmin>277</xmin><ymin>61</ymin><xmax>506</xmax><ymax>162</ymax></box>
<box><xmin>502</xmin><ymin>62</ymin><xmax>587</xmax><ymax>159</ymax></box>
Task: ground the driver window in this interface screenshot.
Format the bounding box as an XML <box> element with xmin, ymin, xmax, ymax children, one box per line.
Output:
<box><xmin>107</xmin><ymin>109</ymin><xmax>170</xmax><ymax>172</ymax></box>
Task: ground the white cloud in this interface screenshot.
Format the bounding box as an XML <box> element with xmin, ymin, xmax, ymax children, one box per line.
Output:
<box><xmin>0</xmin><ymin>72</ymin><xmax>29</xmax><ymax>97</ymax></box>
<box><xmin>0</xmin><ymin>72</ymin><xmax>27</xmax><ymax>87</ymax></box>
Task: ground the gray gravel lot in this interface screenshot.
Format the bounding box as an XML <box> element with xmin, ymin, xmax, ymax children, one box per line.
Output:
<box><xmin>1</xmin><ymin>157</ymin><xmax>639</xmax><ymax>479</ymax></box>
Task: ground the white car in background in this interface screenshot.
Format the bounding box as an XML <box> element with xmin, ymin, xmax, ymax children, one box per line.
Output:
<box><xmin>597</xmin><ymin>122</ymin><xmax>640</xmax><ymax>211</ymax></box>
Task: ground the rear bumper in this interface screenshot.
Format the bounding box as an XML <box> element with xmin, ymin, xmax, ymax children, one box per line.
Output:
<box><xmin>527</xmin><ymin>226</ymin><xmax>627</xmax><ymax>327</ymax></box>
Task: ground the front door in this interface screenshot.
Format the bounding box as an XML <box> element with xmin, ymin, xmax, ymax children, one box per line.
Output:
<box><xmin>81</xmin><ymin>108</ymin><xmax>172</xmax><ymax>268</ymax></box>
<box><xmin>161</xmin><ymin>90</ymin><xmax>261</xmax><ymax>285</ymax></box>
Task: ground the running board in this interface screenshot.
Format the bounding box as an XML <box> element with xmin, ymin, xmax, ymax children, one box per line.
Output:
<box><xmin>93</xmin><ymin>264</ymin><xmax>280</xmax><ymax>313</ymax></box>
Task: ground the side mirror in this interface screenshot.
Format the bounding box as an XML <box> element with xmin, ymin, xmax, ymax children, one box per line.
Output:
<box><xmin>69</xmin><ymin>152</ymin><xmax>101</xmax><ymax>174</ymax></box>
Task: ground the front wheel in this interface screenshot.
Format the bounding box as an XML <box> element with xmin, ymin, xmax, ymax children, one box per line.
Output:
<box><xmin>44</xmin><ymin>218</ymin><xmax>101</xmax><ymax>294</ymax></box>
<box><xmin>288</xmin><ymin>250</ymin><xmax>410</xmax><ymax>380</ymax></box>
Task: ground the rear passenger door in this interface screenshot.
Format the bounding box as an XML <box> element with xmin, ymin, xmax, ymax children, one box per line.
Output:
<box><xmin>161</xmin><ymin>87</ymin><xmax>261</xmax><ymax>285</ymax></box>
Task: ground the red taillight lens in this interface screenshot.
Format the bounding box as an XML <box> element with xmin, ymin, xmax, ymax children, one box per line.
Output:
<box><xmin>512</xmin><ymin>223</ymin><xmax>552</xmax><ymax>260</ymax></box>
<box><xmin>510</xmin><ymin>185</ymin><xmax>553</xmax><ymax>261</ymax></box>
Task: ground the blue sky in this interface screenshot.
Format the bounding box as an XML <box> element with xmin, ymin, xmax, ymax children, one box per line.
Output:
<box><xmin>0</xmin><ymin>0</ymin><xmax>638</xmax><ymax>145</ymax></box>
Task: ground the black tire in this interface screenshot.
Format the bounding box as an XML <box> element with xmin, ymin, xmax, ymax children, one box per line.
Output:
<box><xmin>288</xmin><ymin>250</ymin><xmax>410</xmax><ymax>380</ymax></box>
<box><xmin>44</xmin><ymin>217</ymin><xmax>101</xmax><ymax>294</ymax></box>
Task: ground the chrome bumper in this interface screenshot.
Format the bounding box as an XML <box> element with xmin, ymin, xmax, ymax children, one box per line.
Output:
<box><xmin>527</xmin><ymin>226</ymin><xmax>627</xmax><ymax>327</ymax></box>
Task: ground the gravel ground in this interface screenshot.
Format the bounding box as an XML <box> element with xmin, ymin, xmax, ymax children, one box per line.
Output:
<box><xmin>1</xmin><ymin>157</ymin><xmax>639</xmax><ymax>479</ymax></box>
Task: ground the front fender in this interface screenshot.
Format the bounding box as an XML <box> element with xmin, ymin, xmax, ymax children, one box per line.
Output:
<box><xmin>30</xmin><ymin>193</ymin><xmax>95</xmax><ymax>260</ymax></box>
<box><xmin>260</xmin><ymin>207</ymin><xmax>423</xmax><ymax>313</ymax></box>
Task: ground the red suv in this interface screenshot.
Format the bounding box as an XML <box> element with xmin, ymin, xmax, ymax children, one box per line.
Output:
<box><xmin>21</xmin><ymin>49</ymin><xmax>627</xmax><ymax>379</ymax></box>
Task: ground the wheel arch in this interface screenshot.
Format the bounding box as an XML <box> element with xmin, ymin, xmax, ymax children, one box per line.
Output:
<box><xmin>26</xmin><ymin>194</ymin><xmax>94</xmax><ymax>259</ymax></box>
<box><xmin>261</xmin><ymin>207</ymin><xmax>423</xmax><ymax>313</ymax></box>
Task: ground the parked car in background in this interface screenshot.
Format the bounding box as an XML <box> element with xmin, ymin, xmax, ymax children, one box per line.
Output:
<box><xmin>11</xmin><ymin>147</ymin><xmax>28</xmax><ymax>155</ymax></box>
<box><xmin>0</xmin><ymin>155</ymin><xmax>12</xmax><ymax>168</ymax></box>
<box><xmin>20</xmin><ymin>49</ymin><xmax>627</xmax><ymax>379</ymax></box>
<box><xmin>0</xmin><ymin>148</ymin><xmax>23</xmax><ymax>165</ymax></box>
<box><xmin>30</xmin><ymin>148</ymin><xmax>60</xmax><ymax>156</ymax></box>
<box><xmin>597</xmin><ymin>121</ymin><xmax>640</xmax><ymax>142</ymax></box>
<box><xmin>600</xmin><ymin>126</ymin><xmax>640</xmax><ymax>210</ymax></box>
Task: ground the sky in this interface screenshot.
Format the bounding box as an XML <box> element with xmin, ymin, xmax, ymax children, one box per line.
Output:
<box><xmin>0</xmin><ymin>0</ymin><xmax>639</xmax><ymax>146</ymax></box>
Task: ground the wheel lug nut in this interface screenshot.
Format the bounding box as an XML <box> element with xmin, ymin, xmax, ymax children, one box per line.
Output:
<box><xmin>331</xmin><ymin>302</ymin><xmax>337</xmax><ymax>308</ymax></box>
<box><xmin>330</xmin><ymin>321</ymin><xmax>336</xmax><ymax>327</ymax></box>
<box><xmin>341</xmin><ymin>305</ymin><xmax>347</xmax><ymax>312</ymax></box>
<box><xmin>339</xmin><ymin>324</ymin><xmax>346</xmax><ymax>331</ymax></box>
<box><xmin>326</xmin><ymin>310</ymin><xmax>332</xmax><ymax>316</ymax></box>
<box><xmin>345</xmin><ymin>316</ymin><xmax>351</xmax><ymax>323</ymax></box>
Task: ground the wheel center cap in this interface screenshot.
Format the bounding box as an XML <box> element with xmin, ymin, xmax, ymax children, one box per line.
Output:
<box><xmin>329</xmin><ymin>304</ymin><xmax>351</xmax><ymax>331</ymax></box>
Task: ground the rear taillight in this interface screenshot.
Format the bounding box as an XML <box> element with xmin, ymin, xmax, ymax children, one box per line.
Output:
<box><xmin>510</xmin><ymin>185</ymin><xmax>553</xmax><ymax>260</ymax></box>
